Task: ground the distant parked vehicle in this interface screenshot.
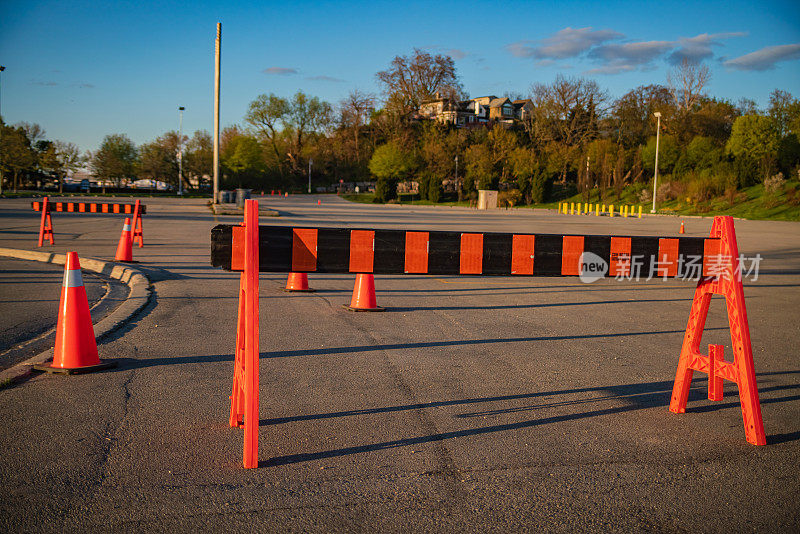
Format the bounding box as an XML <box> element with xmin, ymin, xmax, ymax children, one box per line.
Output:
<box><xmin>80</xmin><ymin>179</ymin><xmax>90</xmax><ymax>192</ymax></box>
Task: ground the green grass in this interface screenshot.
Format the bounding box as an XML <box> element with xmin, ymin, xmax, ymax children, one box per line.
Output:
<box><xmin>548</xmin><ymin>181</ymin><xmax>800</xmax><ymax>221</ymax></box>
<box><xmin>343</xmin><ymin>183</ymin><xmax>800</xmax><ymax>222</ymax></box>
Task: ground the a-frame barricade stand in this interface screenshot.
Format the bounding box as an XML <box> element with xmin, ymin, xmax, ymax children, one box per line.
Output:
<box><xmin>228</xmin><ymin>199</ymin><xmax>260</xmax><ymax>468</ymax></box>
<box><xmin>38</xmin><ymin>197</ymin><xmax>55</xmax><ymax>247</ymax></box>
<box><xmin>131</xmin><ymin>199</ymin><xmax>144</xmax><ymax>247</ymax></box>
<box><xmin>670</xmin><ymin>215</ymin><xmax>766</xmax><ymax>445</ymax></box>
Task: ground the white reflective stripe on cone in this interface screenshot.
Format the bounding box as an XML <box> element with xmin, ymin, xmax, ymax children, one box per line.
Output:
<box><xmin>123</xmin><ymin>224</ymin><xmax>131</xmax><ymax>231</ymax></box>
<box><xmin>63</xmin><ymin>269</ymin><xmax>83</xmax><ymax>288</ymax></box>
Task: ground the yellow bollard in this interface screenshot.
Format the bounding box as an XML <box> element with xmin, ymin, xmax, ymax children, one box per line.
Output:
<box><xmin>584</xmin><ymin>203</ymin><xmax>588</xmax><ymax>213</ymax></box>
<box><xmin>595</xmin><ymin>204</ymin><xmax>600</xmax><ymax>216</ymax></box>
<box><xmin>570</xmin><ymin>202</ymin><xmax>574</xmax><ymax>215</ymax></box>
<box><xmin>638</xmin><ymin>205</ymin><xmax>642</xmax><ymax>218</ymax></box>
<box><xmin>602</xmin><ymin>204</ymin><xmax>606</xmax><ymax>214</ymax></box>
<box><xmin>610</xmin><ymin>204</ymin><xmax>615</xmax><ymax>217</ymax></box>
<box><xmin>623</xmin><ymin>205</ymin><xmax>628</xmax><ymax>217</ymax></box>
<box><xmin>558</xmin><ymin>202</ymin><xmax>562</xmax><ymax>214</ymax></box>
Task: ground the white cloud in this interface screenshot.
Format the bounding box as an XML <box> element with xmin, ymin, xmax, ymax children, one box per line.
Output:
<box><xmin>508</xmin><ymin>27</ymin><xmax>622</xmax><ymax>59</ymax></box>
<box><xmin>724</xmin><ymin>43</ymin><xmax>800</xmax><ymax>71</ymax></box>
<box><xmin>263</xmin><ymin>67</ymin><xmax>298</xmax><ymax>75</ymax></box>
<box><xmin>668</xmin><ymin>32</ymin><xmax>747</xmax><ymax>65</ymax></box>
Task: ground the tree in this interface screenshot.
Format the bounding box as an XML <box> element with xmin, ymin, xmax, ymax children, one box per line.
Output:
<box><xmin>222</xmin><ymin>134</ymin><xmax>264</xmax><ymax>188</ymax></box>
<box><xmin>138</xmin><ymin>133</ymin><xmax>181</xmax><ymax>188</ymax></box>
<box><xmin>91</xmin><ymin>134</ymin><xmax>137</xmax><ymax>190</ymax></box>
<box><xmin>612</xmin><ymin>84</ymin><xmax>674</xmax><ymax>148</ymax></box>
<box><xmin>183</xmin><ymin>130</ymin><xmax>213</xmax><ymax>187</ymax></box>
<box><xmin>768</xmin><ymin>89</ymin><xmax>800</xmax><ymax>138</ymax></box>
<box><xmin>464</xmin><ymin>143</ymin><xmax>495</xmax><ymax>191</ymax></box>
<box><xmin>369</xmin><ymin>142</ymin><xmax>414</xmax><ymax>202</ymax></box>
<box><xmin>245</xmin><ymin>93</ymin><xmax>289</xmax><ymax>170</ymax></box>
<box><xmin>642</xmin><ymin>134</ymin><xmax>679</xmax><ymax>175</ymax></box>
<box><xmin>376</xmin><ymin>48</ymin><xmax>463</xmax><ymax>117</ymax></box>
<box><xmin>284</xmin><ymin>91</ymin><xmax>333</xmax><ymax>175</ymax></box>
<box><xmin>246</xmin><ymin>91</ymin><xmax>332</xmax><ymax>182</ymax></box>
<box><xmin>684</xmin><ymin>136</ymin><xmax>722</xmax><ymax>171</ymax></box>
<box><xmin>726</xmin><ymin>115</ymin><xmax>779</xmax><ymax>181</ymax></box>
<box><xmin>667</xmin><ymin>59</ymin><xmax>711</xmax><ymax>114</ymax></box>
<box><xmin>338</xmin><ymin>90</ymin><xmax>375</xmax><ymax>165</ymax></box>
<box><xmin>0</xmin><ymin>124</ymin><xmax>36</xmax><ymax>191</ymax></box>
<box><xmin>529</xmin><ymin>74</ymin><xmax>607</xmax><ymax>182</ymax></box>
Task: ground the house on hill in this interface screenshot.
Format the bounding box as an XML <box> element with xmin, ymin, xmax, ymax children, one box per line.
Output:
<box><xmin>418</xmin><ymin>93</ymin><xmax>533</xmax><ymax>128</ymax></box>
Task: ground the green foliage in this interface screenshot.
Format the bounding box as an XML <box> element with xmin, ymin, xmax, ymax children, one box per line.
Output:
<box><xmin>726</xmin><ymin>115</ymin><xmax>779</xmax><ymax>160</ymax></box>
<box><xmin>91</xmin><ymin>134</ymin><xmax>138</xmax><ymax>186</ymax></box>
<box><xmin>642</xmin><ymin>134</ymin><xmax>679</xmax><ymax>174</ymax></box>
<box><xmin>369</xmin><ymin>142</ymin><xmax>414</xmax><ymax>201</ymax></box>
<box><xmin>777</xmin><ymin>133</ymin><xmax>800</xmax><ymax>174</ymax></box>
<box><xmin>529</xmin><ymin>169</ymin><xmax>552</xmax><ymax>203</ymax></box>
<box><xmin>368</xmin><ymin>142</ymin><xmax>414</xmax><ymax>180</ymax></box>
<box><xmin>464</xmin><ymin>143</ymin><xmax>495</xmax><ymax>191</ymax></box>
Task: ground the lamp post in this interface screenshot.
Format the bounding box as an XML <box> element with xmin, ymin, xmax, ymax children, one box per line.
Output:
<box><xmin>178</xmin><ymin>106</ymin><xmax>185</xmax><ymax>196</ymax></box>
<box><xmin>308</xmin><ymin>158</ymin><xmax>312</xmax><ymax>194</ymax></box>
<box><xmin>454</xmin><ymin>155</ymin><xmax>459</xmax><ymax>197</ymax></box>
<box><xmin>651</xmin><ymin>111</ymin><xmax>662</xmax><ymax>213</ymax></box>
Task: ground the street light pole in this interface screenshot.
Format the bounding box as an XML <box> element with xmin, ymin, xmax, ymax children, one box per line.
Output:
<box><xmin>308</xmin><ymin>159</ymin><xmax>312</xmax><ymax>194</ymax></box>
<box><xmin>651</xmin><ymin>111</ymin><xmax>661</xmax><ymax>214</ymax></box>
<box><xmin>454</xmin><ymin>155</ymin><xmax>458</xmax><ymax>196</ymax></box>
<box><xmin>178</xmin><ymin>106</ymin><xmax>185</xmax><ymax>196</ymax></box>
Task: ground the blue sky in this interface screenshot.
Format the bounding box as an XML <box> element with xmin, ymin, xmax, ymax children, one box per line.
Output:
<box><xmin>1</xmin><ymin>0</ymin><xmax>799</xmax><ymax>153</ymax></box>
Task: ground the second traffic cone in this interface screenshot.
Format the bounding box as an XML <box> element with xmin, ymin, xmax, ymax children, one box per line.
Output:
<box><xmin>343</xmin><ymin>274</ymin><xmax>384</xmax><ymax>312</ymax></box>
<box><xmin>284</xmin><ymin>272</ymin><xmax>314</xmax><ymax>292</ymax></box>
<box><xmin>115</xmin><ymin>218</ymin><xmax>133</xmax><ymax>262</ymax></box>
<box><xmin>33</xmin><ymin>252</ymin><xmax>116</xmax><ymax>374</ymax></box>
<box><xmin>679</xmin><ymin>221</ymin><xmax>685</xmax><ymax>234</ymax></box>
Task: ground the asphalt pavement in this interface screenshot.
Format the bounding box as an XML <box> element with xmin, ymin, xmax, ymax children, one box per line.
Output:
<box><xmin>0</xmin><ymin>194</ymin><xmax>798</xmax><ymax>532</ymax></box>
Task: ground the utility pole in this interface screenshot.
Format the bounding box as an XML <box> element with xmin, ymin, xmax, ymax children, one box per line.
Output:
<box><xmin>178</xmin><ymin>106</ymin><xmax>185</xmax><ymax>196</ymax></box>
<box><xmin>308</xmin><ymin>159</ymin><xmax>312</xmax><ymax>194</ymax></box>
<box><xmin>0</xmin><ymin>66</ymin><xmax>5</xmax><ymax>196</ymax></box>
<box><xmin>213</xmin><ymin>23</ymin><xmax>221</xmax><ymax>204</ymax></box>
<box><xmin>651</xmin><ymin>111</ymin><xmax>662</xmax><ymax>213</ymax></box>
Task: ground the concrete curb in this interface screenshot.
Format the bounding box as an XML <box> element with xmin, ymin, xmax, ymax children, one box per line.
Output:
<box><xmin>0</xmin><ymin>247</ymin><xmax>152</xmax><ymax>386</ymax></box>
<box><xmin>209</xmin><ymin>203</ymin><xmax>280</xmax><ymax>217</ymax></box>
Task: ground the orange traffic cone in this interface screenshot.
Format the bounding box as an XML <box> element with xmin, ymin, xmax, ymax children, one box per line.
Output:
<box><xmin>343</xmin><ymin>274</ymin><xmax>384</xmax><ymax>312</ymax></box>
<box><xmin>317</xmin><ymin>199</ymin><xmax>321</xmax><ymax>206</ymax></box>
<box><xmin>679</xmin><ymin>221</ymin><xmax>685</xmax><ymax>234</ymax></box>
<box><xmin>115</xmin><ymin>218</ymin><xmax>133</xmax><ymax>262</ymax></box>
<box><xmin>34</xmin><ymin>252</ymin><xmax>116</xmax><ymax>374</ymax></box>
<box><xmin>284</xmin><ymin>272</ymin><xmax>314</xmax><ymax>292</ymax></box>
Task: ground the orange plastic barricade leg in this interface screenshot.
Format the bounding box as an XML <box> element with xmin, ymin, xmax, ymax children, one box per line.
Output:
<box><xmin>229</xmin><ymin>199</ymin><xmax>260</xmax><ymax>468</ymax></box>
<box><xmin>38</xmin><ymin>197</ymin><xmax>55</xmax><ymax>246</ymax></box>
<box><xmin>131</xmin><ymin>199</ymin><xmax>144</xmax><ymax>247</ymax></box>
<box><xmin>669</xmin><ymin>216</ymin><xmax>766</xmax><ymax>445</ymax></box>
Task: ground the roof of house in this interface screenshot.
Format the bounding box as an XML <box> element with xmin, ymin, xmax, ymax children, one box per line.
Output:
<box><xmin>488</xmin><ymin>97</ymin><xmax>512</xmax><ymax>108</ymax></box>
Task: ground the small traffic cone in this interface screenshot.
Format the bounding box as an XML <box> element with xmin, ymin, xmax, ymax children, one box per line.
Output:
<box><xmin>343</xmin><ymin>274</ymin><xmax>384</xmax><ymax>312</ymax></box>
<box><xmin>114</xmin><ymin>218</ymin><xmax>133</xmax><ymax>262</ymax></box>
<box><xmin>284</xmin><ymin>272</ymin><xmax>314</xmax><ymax>292</ymax></box>
<box><xmin>317</xmin><ymin>199</ymin><xmax>321</xmax><ymax>206</ymax></box>
<box><xmin>679</xmin><ymin>221</ymin><xmax>685</xmax><ymax>234</ymax></box>
<box><xmin>34</xmin><ymin>252</ymin><xmax>116</xmax><ymax>374</ymax></box>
